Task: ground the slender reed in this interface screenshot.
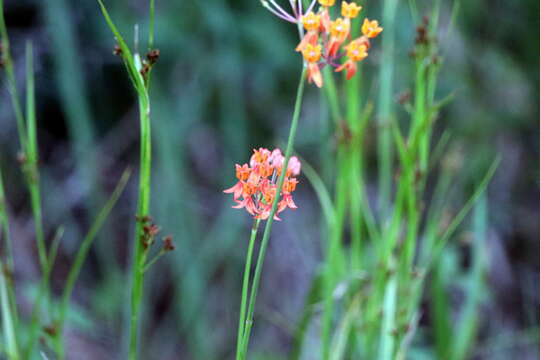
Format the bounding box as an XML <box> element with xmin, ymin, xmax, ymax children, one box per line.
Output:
<box><xmin>0</xmin><ymin>259</ymin><xmax>18</xmax><ymax>360</ymax></box>
<box><xmin>0</xmin><ymin>1</ymin><xmax>47</xmax><ymax>276</ymax></box>
<box><xmin>377</xmin><ymin>0</ymin><xmax>398</xmax><ymax>213</ymax></box>
<box><xmin>95</xmin><ymin>1</ymin><xmax>162</xmax><ymax>358</ymax></box>
<box><xmin>0</xmin><ymin>167</ymin><xmax>19</xmax><ymax>359</ymax></box>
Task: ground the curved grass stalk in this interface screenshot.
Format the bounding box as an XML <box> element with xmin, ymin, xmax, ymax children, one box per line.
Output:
<box><xmin>55</xmin><ymin>170</ymin><xmax>131</xmax><ymax>359</ymax></box>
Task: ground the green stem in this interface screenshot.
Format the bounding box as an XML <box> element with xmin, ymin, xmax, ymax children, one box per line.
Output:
<box><xmin>235</xmin><ymin>219</ymin><xmax>261</xmax><ymax>360</ymax></box>
<box><xmin>0</xmin><ymin>169</ymin><xmax>19</xmax><ymax>359</ymax></box>
<box><xmin>142</xmin><ymin>250</ymin><xmax>165</xmax><ymax>273</ymax></box>
<box><xmin>0</xmin><ymin>168</ymin><xmax>15</xmax><ymax>278</ymax></box>
<box><xmin>0</xmin><ymin>0</ymin><xmax>26</xmax><ymax>150</ymax></box>
<box><xmin>377</xmin><ymin>0</ymin><xmax>398</xmax><ymax>215</ymax></box>
<box><xmin>25</xmin><ymin>42</ymin><xmax>47</xmax><ymax>275</ymax></box>
<box><xmin>148</xmin><ymin>0</ymin><xmax>155</xmax><ymax>49</ymax></box>
<box><xmin>0</xmin><ymin>260</ymin><xmax>19</xmax><ymax>360</ymax></box>
<box><xmin>378</xmin><ymin>272</ymin><xmax>397</xmax><ymax>360</ymax></box>
<box><xmin>239</xmin><ymin>67</ymin><xmax>306</xmax><ymax>358</ymax></box>
<box><xmin>129</xmin><ymin>95</ymin><xmax>152</xmax><ymax>360</ymax></box>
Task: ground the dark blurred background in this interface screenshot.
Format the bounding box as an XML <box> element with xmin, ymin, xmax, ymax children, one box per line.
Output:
<box><xmin>1</xmin><ymin>0</ymin><xmax>540</xmax><ymax>359</ymax></box>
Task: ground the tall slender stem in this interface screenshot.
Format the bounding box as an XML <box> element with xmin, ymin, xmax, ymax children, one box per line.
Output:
<box><xmin>129</xmin><ymin>95</ymin><xmax>152</xmax><ymax>360</ymax></box>
<box><xmin>235</xmin><ymin>219</ymin><xmax>261</xmax><ymax>360</ymax></box>
<box><xmin>0</xmin><ymin>0</ymin><xmax>26</xmax><ymax>151</ymax></box>
<box><xmin>239</xmin><ymin>67</ymin><xmax>306</xmax><ymax>358</ymax></box>
<box><xmin>0</xmin><ymin>260</ymin><xmax>19</xmax><ymax>360</ymax></box>
<box><xmin>377</xmin><ymin>0</ymin><xmax>398</xmax><ymax>215</ymax></box>
<box><xmin>25</xmin><ymin>42</ymin><xmax>47</xmax><ymax>275</ymax></box>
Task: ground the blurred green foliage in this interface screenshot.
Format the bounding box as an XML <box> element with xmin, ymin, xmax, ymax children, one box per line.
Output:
<box><xmin>0</xmin><ymin>0</ymin><xmax>539</xmax><ymax>359</ymax></box>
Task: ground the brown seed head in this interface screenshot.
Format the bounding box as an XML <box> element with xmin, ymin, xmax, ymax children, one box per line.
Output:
<box><xmin>146</xmin><ymin>49</ymin><xmax>160</xmax><ymax>65</ymax></box>
<box><xmin>113</xmin><ymin>44</ymin><xmax>122</xmax><ymax>56</ymax></box>
<box><xmin>163</xmin><ymin>236</ymin><xmax>175</xmax><ymax>252</ymax></box>
<box><xmin>136</xmin><ymin>215</ymin><xmax>153</xmax><ymax>223</ymax></box>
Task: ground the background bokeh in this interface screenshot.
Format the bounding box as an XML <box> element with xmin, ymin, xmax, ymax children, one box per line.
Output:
<box><xmin>1</xmin><ymin>0</ymin><xmax>540</xmax><ymax>358</ymax></box>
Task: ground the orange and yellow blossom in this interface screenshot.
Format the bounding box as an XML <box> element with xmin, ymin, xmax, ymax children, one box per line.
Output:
<box><xmin>327</xmin><ymin>17</ymin><xmax>351</xmax><ymax>57</ymax></box>
<box><xmin>318</xmin><ymin>0</ymin><xmax>336</xmax><ymax>6</ymax></box>
<box><xmin>296</xmin><ymin>12</ymin><xmax>321</xmax><ymax>52</ymax></box>
<box><xmin>224</xmin><ymin>148</ymin><xmax>301</xmax><ymax>221</ymax></box>
<box><xmin>302</xmin><ymin>43</ymin><xmax>323</xmax><ymax>88</ymax></box>
<box><xmin>362</xmin><ymin>18</ymin><xmax>383</xmax><ymax>38</ymax></box>
<box><xmin>318</xmin><ymin>0</ymin><xmax>335</xmax><ymax>33</ymax></box>
<box><xmin>336</xmin><ymin>39</ymin><xmax>368</xmax><ymax>79</ymax></box>
<box><xmin>341</xmin><ymin>1</ymin><xmax>362</xmax><ymax>18</ymax></box>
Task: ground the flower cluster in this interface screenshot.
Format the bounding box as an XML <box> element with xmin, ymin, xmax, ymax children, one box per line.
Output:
<box><xmin>298</xmin><ymin>1</ymin><xmax>383</xmax><ymax>87</ymax></box>
<box><xmin>224</xmin><ymin>148</ymin><xmax>301</xmax><ymax>220</ymax></box>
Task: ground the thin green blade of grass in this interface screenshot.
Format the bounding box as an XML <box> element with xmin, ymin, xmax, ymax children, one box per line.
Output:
<box><xmin>0</xmin><ymin>0</ymin><xmax>27</xmax><ymax>150</ymax></box>
<box><xmin>431</xmin><ymin>253</ymin><xmax>453</xmax><ymax>359</ymax></box>
<box><xmin>24</xmin><ymin>226</ymin><xmax>64</xmax><ymax>359</ymax></box>
<box><xmin>56</xmin><ymin>169</ymin><xmax>131</xmax><ymax>358</ymax></box>
<box><xmin>330</xmin><ymin>295</ymin><xmax>361</xmax><ymax>360</ymax></box>
<box><xmin>288</xmin><ymin>273</ymin><xmax>322</xmax><ymax>360</ymax></box>
<box><xmin>299</xmin><ymin>156</ymin><xmax>336</xmax><ymax>229</ymax></box>
<box><xmin>96</xmin><ymin>0</ymin><xmax>145</xmax><ymax>94</ymax></box>
<box><xmin>0</xmin><ymin>166</ymin><xmax>15</xmax><ymax>272</ymax></box>
<box><xmin>0</xmin><ymin>259</ymin><xmax>19</xmax><ymax>360</ymax></box>
<box><xmin>25</xmin><ymin>41</ymin><xmax>47</xmax><ymax>276</ymax></box>
<box><xmin>377</xmin><ymin>0</ymin><xmax>399</xmax><ymax>214</ymax></box>
<box><xmin>451</xmin><ymin>194</ymin><xmax>487</xmax><ymax>360</ymax></box>
<box><xmin>431</xmin><ymin>157</ymin><xmax>499</xmax><ymax>262</ymax></box>
<box><xmin>148</xmin><ymin>0</ymin><xmax>155</xmax><ymax>48</ymax></box>
<box><xmin>378</xmin><ymin>274</ymin><xmax>397</xmax><ymax>360</ymax></box>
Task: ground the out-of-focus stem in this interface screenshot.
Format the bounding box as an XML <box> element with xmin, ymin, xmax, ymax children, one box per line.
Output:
<box><xmin>377</xmin><ymin>0</ymin><xmax>398</xmax><ymax>215</ymax></box>
<box><xmin>0</xmin><ymin>0</ymin><xmax>26</xmax><ymax>150</ymax></box>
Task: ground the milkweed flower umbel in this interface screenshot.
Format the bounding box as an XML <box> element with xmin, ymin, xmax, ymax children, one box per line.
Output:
<box><xmin>261</xmin><ymin>0</ymin><xmax>383</xmax><ymax>88</ymax></box>
<box><xmin>224</xmin><ymin>148</ymin><xmax>301</xmax><ymax>220</ymax></box>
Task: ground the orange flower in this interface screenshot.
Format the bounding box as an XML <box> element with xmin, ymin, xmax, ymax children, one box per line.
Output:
<box><xmin>235</xmin><ymin>164</ymin><xmax>251</xmax><ymax>181</ymax></box>
<box><xmin>341</xmin><ymin>1</ymin><xmax>362</xmax><ymax>18</ymax></box>
<box><xmin>330</xmin><ymin>18</ymin><xmax>350</xmax><ymax>41</ymax></box>
<box><xmin>302</xmin><ymin>12</ymin><xmax>321</xmax><ymax>32</ymax></box>
<box><xmin>296</xmin><ymin>12</ymin><xmax>321</xmax><ymax>52</ymax></box>
<box><xmin>250</xmin><ymin>148</ymin><xmax>271</xmax><ymax>166</ymax></box>
<box><xmin>345</xmin><ymin>38</ymin><xmax>369</xmax><ymax>61</ymax></box>
<box><xmin>362</xmin><ymin>18</ymin><xmax>383</xmax><ymax>38</ymax></box>
<box><xmin>302</xmin><ymin>44</ymin><xmax>323</xmax><ymax>88</ymax></box>
<box><xmin>224</xmin><ymin>148</ymin><xmax>301</xmax><ymax>220</ymax></box>
<box><xmin>302</xmin><ymin>43</ymin><xmax>322</xmax><ymax>63</ymax></box>
<box><xmin>318</xmin><ymin>0</ymin><xmax>336</xmax><ymax>7</ymax></box>
<box><xmin>283</xmin><ymin>177</ymin><xmax>299</xmax><ymax>193</ymax></box>
<box><xmin>320</xmin><ymin>8</ymin><xmax>332</xmax><ymax>33</ymax></box>
<box><xmin>327</xmin><ymin>17</ymin><xmax>350</xmax><ymax>57</ymax></box>
<box><xmin>336</xmin><ymin>39</ymin><xmax>368</xmax><ymax>79</ymax></box>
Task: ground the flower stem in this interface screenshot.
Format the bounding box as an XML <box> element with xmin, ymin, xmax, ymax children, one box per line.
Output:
<box><xmin>239</xmin><ymin>67</ymin><xmax>306</xmax><ymax>358</ymax></box>
<box><xmin>235</xmin><ymin>218</ymin><xmax>261</xmax><ymax>360</ymax></box>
